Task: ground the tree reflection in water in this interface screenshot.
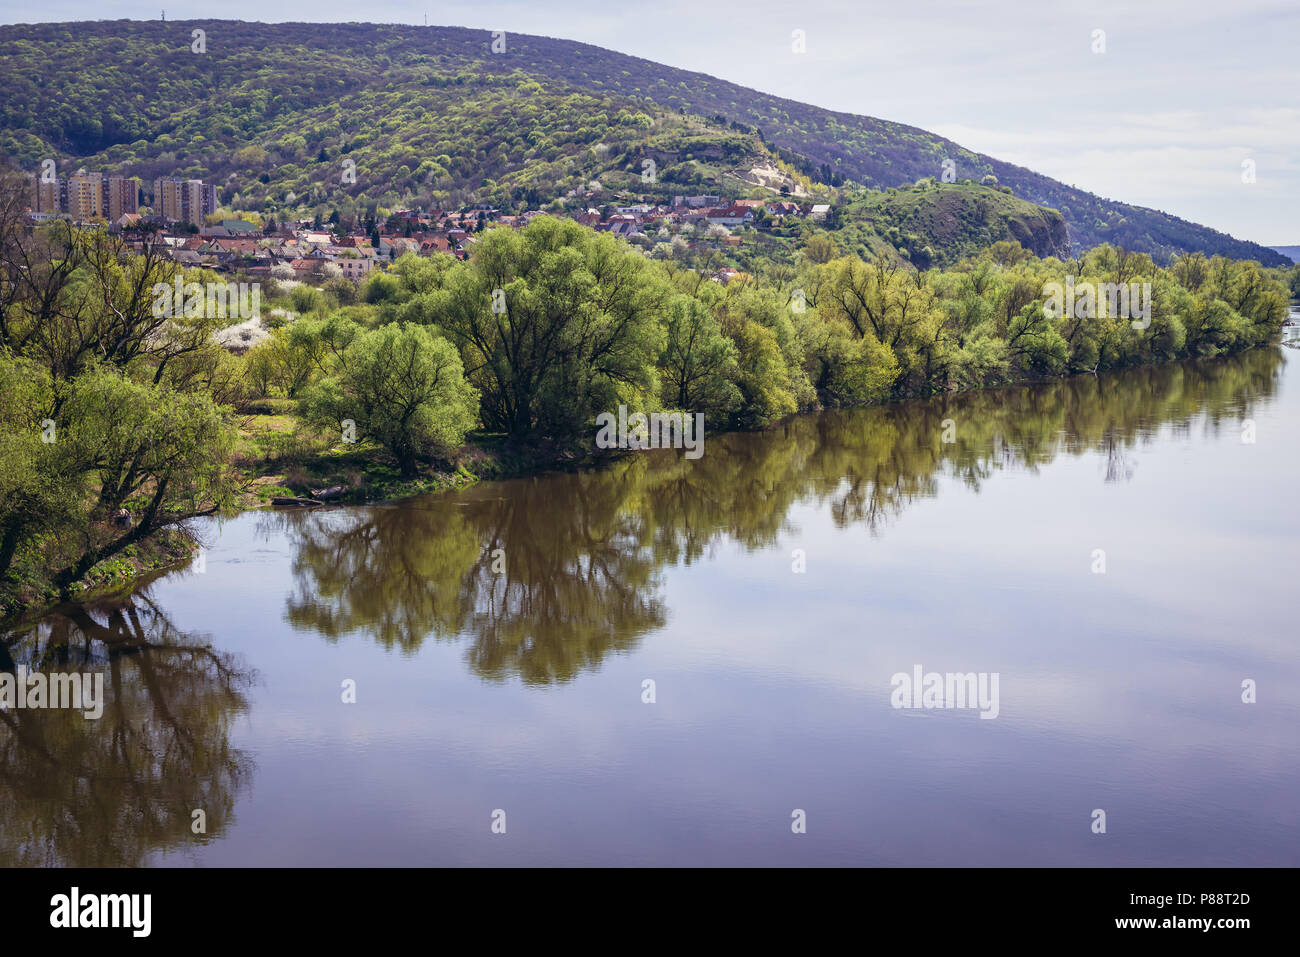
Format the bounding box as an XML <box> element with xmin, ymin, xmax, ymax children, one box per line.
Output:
<box><xmin>0</xmin><ymin>591</ymin><xmax>254</xmax><ymax>866</ymax></box>
<box><xmin>0</xmin><ymin>348</ymin><xmax>1282</xmax><ymax>865</ymax></box>
<box><xmin>272</xmin><ymin>349</ymin><xmax>1283</xmax><ymax>682</ymax></box>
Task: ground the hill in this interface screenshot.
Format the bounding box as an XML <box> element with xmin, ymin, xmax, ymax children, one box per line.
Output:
<box><xmin>832</xmin><ymin>180</ymin><xmax>1070</xmax><ymax>266</ymax></box>
<box><xmin>0</xmin><ymin>19</ymin><xmax>1286</xmax><ymax>266</ymax></box>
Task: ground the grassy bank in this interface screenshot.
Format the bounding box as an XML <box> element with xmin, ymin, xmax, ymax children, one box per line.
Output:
<box><xmin>232</xmin><ymin>397</ymin><xmax>598</xmax><ymax>507</ymax></box>
<box><xmin>0</xmin><ymin>527</ymin><xmax>197</xmax><ymax>624</ymax></box>
<box><xmin>0</xmin><ymin>406</ymin><xmax>597</xmax><ymax>626</ymax></box>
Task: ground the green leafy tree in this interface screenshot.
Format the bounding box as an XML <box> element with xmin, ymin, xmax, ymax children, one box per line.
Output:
<box><xmin>0</xmin><ymin>355</ymin><xmax>82</xmax><ymax>580</ymax></box>
<box><xmin>430</xmin><ymin>217</ymin><xmax>667</xmax><ymax>439</ymax></box>
<box><xmin>657</xmin><ymin>295</ymin><xmax>741</xmax><ymax>415</ymax></box>
<box><xmin>51</xmin><ymin>364</ymin><xmax>237</xmax><ymax>588</ymax></box>
<box><xmin>299</xmin><ymin>322</ymin><xmax>478</xmax><ymax>476</ymax></box>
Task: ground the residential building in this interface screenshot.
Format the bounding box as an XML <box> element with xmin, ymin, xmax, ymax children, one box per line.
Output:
<box><xmin>26</xmin><ymin>170</ymin><xmax>137</xmax><ymax>221</ymax></box>
<box><xmin>102</xmin><ymin>176</ymin><xmax>139</xmax><ymax>220</ymax></box>
<box><xmin>335</xmin><ymin>257</ymin><xmax>374</xmax><ymax>281</ymax></box>
<box><xmin>65</xmin><ymin>171</ymin><xmax>104</xmax><ymax>220</ymax></box>
<box><xmin>674</xmin><ymin>195</ymin><xmax>722</xmax><ymax>208</ymax></box>
<box><xmin>27</xmin><ymin>173</ymin><xmax>62</xmax><ymax>214</ymax></box>
<box><xmin>705</xmin><ymin>205</ymin><xmax>753</xmax><ymax>228</ymax></box>
<box><xmin>153</xmin><ymin>177</ymin><xmax>219</xmax><ymax>226</ymax></box>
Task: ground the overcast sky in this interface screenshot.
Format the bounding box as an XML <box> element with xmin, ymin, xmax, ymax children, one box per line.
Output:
<box><xmin>3</xmin><ymin>1</ymin><xmax>1296</xmax><ymax>245</ymax></box>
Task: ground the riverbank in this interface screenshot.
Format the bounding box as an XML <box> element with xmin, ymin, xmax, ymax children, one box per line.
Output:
<box><xmin>232</xmin><ymin>402</ymin><xmax>603</xmax><ymax>508</ymax></box>
<box><xmin>0</xmin><ymin>527</ymin><xmax>197</xmax><ymax>625</ymax></box>
<box><xmin>5</xmin><ymin>331</ymin><xmax>1293</xmax><ymax>630</ymax></box>
<box><xmin>0</xmin><ymin>423</ymin><xmax>603</xmax><ymax>626</ymax></box>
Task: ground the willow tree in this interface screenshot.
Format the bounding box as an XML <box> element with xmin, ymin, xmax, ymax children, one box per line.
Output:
<box><xmin>427</xmin><ymin>216</ymin><xmax>668</xmax><ymax>440</ymax></box>
<box><xmin>298</xmin><ymin>321</ymin><xmax>479</xmax><ymax>476</ymax></box>
<box><xmin>657</xmin><ymin>295</ymin><xmax>741</xmax><ymax>416</ymax></box>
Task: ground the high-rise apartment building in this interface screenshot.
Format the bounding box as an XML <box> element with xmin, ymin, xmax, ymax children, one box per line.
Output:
<box><xmin>65</xmin><ymin>171</ymin><xmax>104</xmax><ymax>220</ymax></box>
<box><xmin>25</xmin><ymin>171</ymin><xmax>205</xmax><ymax>224</ymax></box>
<box><xmin>28</xmin><ymin>173</ymin><xmax>61</xmax><ymax>214</ymax></box>
<box><xmin>25</xmin><ymin>171</ymin><xmax>139</xmax><ymax>220</ymax></box>
<box><xmin>153</xmin><ymin>177</ymin><xmax>218</xmax><ymax>226</ymax></box>
<box><xmin>153</xmin><ymin>176</ymin><xmax>184</xmax><ymax>222</ymax></box>
<box><xmin>102</xmin><ymin>176</ymin><xmax>139</xmax><ymax>220</ymax></box>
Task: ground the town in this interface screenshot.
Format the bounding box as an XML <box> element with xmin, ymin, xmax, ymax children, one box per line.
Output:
<box><xmin>22</xmin><ymin>169</ymin><xmax>835</xmax><ymax>295</ymax></box>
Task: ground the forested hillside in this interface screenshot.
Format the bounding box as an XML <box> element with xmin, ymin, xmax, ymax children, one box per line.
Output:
<box><xmin>0</xmin><ymin>19</ymin><xmax>1286</xmax><ymax>266</ymax></box>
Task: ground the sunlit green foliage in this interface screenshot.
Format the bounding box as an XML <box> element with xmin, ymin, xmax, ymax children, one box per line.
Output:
<box><xmin>2</xmin><ymin>146</ymin><xmax>1290</xmax><ymax>613</ymax></box>
<box><xmin>297</xmin><ymin>321</ymin><xmax>478</xmax><ymax>476</ymax></box>
<box><xmin>0</xmin><ymin>176</ymin><xmax>237</xmax><ymax>597</ymax></box>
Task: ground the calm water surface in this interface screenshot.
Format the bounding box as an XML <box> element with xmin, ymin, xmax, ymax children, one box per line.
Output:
<box><xmin>4</xmin><ymin>340</ymin><xmax>1299</xmax><ymax>866</ymax></box>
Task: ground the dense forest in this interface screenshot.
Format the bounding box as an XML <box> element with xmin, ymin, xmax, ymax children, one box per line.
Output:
<box><xmin>0</xmin><ymin>19</ymin><xmax>1288</xmax><ymax>266</ymax></box>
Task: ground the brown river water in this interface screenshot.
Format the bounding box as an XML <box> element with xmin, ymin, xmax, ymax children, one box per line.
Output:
<box><xmin>3</xmin><ymin>338</ymin><xmax>1298</xmax><ymax>866</ymax></box>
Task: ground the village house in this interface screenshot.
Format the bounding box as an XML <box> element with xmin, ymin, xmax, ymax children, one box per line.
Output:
<box><xmin>711</xmin><ymin>267</ymin><xmax>749</xmax><ymax>285</ymax></box>
<box><xmin>275</xmin><ymin>239</ymin><xmax>309</xmax><ymax>258</ymax></box>
<box><xmin>601</xmin><ymin>214</ymin><xmax>641</xmax><ymax>237</ymax></box>
<box><xmin>205</xmin><ymin>238</ymin><xmax>259</xmax><ymax>256</ymax></box>
<box><xmin>169</xmin><ymin>249</ymin><xmax>203</xmax><ymax>268</ymax></box>
<box><xmin>705</xmin><ymin>205</ymin><xmax>754</xmax><ymax>228</ymax></box>
<box><xmin>387</xmin><ymin>238</ymin><xmax>421</xmax><ymax>257</ymax></box>
<box><xmin>374</xmin><ymin>235</ymin><xmax>401</xmax><ymax>257</ymax></box>
<box><xmin>335</xmin><ymin>257</ymin><xmax>374</xmax><ymax>281</ymax></box>
<box><xmin>674</xmin><ymin>195</ymin><xmax>722</xmax><ymax>208</ymax></box>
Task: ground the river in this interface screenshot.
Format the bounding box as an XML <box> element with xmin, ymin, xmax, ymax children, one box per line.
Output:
<box><xmin>3</xmin><ymin>340</ymin><xmax>1298</xmax><ymax>866</ymax></box>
